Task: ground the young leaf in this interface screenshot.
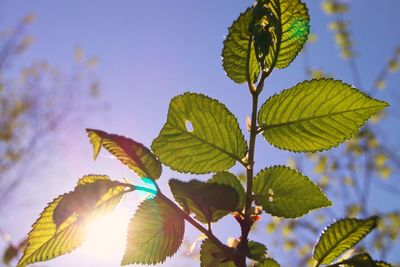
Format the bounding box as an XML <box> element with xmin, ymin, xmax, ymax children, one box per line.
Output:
<box><xmin>152</xmin><ymin>93</ymin><xmax>247</xmax><ymax>174</ymax></box>
<box><xmin>326</xmin><ymin>252</ymin><xmax>390</xmax><ymax>267</ymax></box>
<box><xmin>247</xmin><ymin>241</ymin><xmax>267</xmax><ymax>262</ymax></box>
<box><xmin>259</xmin><ymin>0</ymin><xmax>310</xmax><ymax>69</ymax></box>
<box><xmin>200</xmin><ymin>239</ymin><xmax>235</xmax><ymax>267</ymax></box>
<box><xmin>17</xmin><ymin>175</ymin><xmax>127</xmax><ymax>267</ymax></box>
<box><xmin>313</xmin><ymin>216</ymin><xmax>378</xmax><ymax>265</ymax></box>
<box><xmin>258</xmin><ymin>79</ymin><xmax>389</xmax><ymax>152</ymax></box>
<box><xmin>256</xmin><ymin>258</ymin><xmax>281</xmax><ymax>267</ymax></box>
<box><xmin>338</xmin><ymin>253</ymin><xmax>375</xmax><ymax>267</ymax></box>
<box><xmin>121</xmin><ymin>197</ymin><xmax>184</xmax><ymax>265</ymax></box>
<box><xmin>376</xmin><ymin>262</ymin><xmax>394</xmax><ymax>267</ymax></box>
<box><xmin>253</xmin><ymin>166</ymin><xmax>331</xmax><ymax>218</ymax></box>
<box><xmin>169</xmin><ymin>179</ymin><xmax>239</xmax><ymax>223</ymax></box>
<box><xmin>250</xmin><ymin>2</ymin><xmax>276</xmax><ymax>65</ymax></box>
<box><xmin>86</xmin><ymin>129</ymin><xmax>162</xmax><ymax>179</ymax></box>
<box><xmin>222</xmin><ymin>8</ymin><xmax>260</xmax><ymax>84</ymax></box>
<box><xmin>208</xmin><ymin>171</ymin><xmax>245</xmax><ymax>211</ymax></box>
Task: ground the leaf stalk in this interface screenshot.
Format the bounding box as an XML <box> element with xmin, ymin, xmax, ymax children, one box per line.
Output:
<box><xmin>157</xmin><ymin>192</ymin><xmax>236</xmax><ymax>259</ymax></box>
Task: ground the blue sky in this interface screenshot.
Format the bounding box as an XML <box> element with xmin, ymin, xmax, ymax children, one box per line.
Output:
<box><xmin>1</xmin><ymin>1</ymin><xmax>400</xmax><ymax>266</ymax></box>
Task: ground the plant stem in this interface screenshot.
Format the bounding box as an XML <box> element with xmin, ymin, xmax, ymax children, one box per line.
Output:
<box><xmin>235</xmin><ymin>84</ymin><xmax>262</xmax><ymax>267</ymax></box>
<box><xmin>157</xmin><ymin>192</ymin><xmax>235</xmax><ymax>258</ymax></box>
<box><xmin>244</xmin><ymin>92</ymin><xmax>259</xmax><ymax>220</ymax></box>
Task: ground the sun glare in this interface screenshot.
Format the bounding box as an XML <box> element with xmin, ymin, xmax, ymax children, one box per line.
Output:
<box><xmin>80</xmin><ymin>208</ymin><xmax>131</xmax><ymax>260</ymax></box>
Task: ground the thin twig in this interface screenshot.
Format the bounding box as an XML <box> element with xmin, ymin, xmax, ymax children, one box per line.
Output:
<box><xmin>157</xmin><ymin>192</ymin><xmax>235</xmax><ymax>258</ymax></box>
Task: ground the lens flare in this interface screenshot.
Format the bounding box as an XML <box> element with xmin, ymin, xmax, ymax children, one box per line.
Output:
<box><xmin>80</xmin><ymin>208</ymin><xmax>130</xmax><ymax>260</ymax></box>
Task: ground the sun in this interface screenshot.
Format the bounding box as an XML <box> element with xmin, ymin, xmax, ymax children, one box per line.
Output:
<box><xmin>80</xmin><ymin>207</ymin><xmax>131</xmax><ymax>260</ymax></box>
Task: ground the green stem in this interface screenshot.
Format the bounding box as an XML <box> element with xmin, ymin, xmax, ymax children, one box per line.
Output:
<box><xmin>157</xmin><ymin>192</ymin><xmax>235</xmax><ymax>258</ymax></box>
<box><xmin>235</xmin><ymin>85</ymin><xmax>262</xmax><ymax>267</ymax></box>
<box><xmin>244</xmin><ymin>92</ymin><xmax>259</xmax><ymax>219</ymax></box>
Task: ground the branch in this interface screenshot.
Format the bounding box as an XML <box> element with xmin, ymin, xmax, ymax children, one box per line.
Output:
<box><xmin>157</xmin><ymin>192</ymin><xmax>235</xmax><ymax>259</ymax></box>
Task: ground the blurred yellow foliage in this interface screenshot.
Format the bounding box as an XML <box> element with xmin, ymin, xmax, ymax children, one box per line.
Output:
<box><xmin>321</xmin><ymin>0</ymin><xmax>348</xmax><ymax>14</ymax></box>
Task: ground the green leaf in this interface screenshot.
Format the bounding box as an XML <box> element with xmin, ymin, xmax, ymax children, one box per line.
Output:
<box><xmin>222</xmin><ymin>8</ymin><xmax>260</xmax><ymax>84</ymax></box>
<box><xmin>260</xmin><ymin>0</ymin><xmax>310</xmax><ymax>69</ymax></box>
<box><xmin>121</xmin><ymin>197</ymin><xmax>184</xmax><ymax>265</ymax></box>
<box><xmin>87</xmin><ymin>129</ymin><xmax>162</xmax><ymax>179</ymax></box>
<box><xmin>256</xmin><ymin>258</ymin><xmax>281</xmax><ymax>267</ymax></box>
<box><xmin>200</xmin><ymin>239</ymin><xmax>235</xmax><ymax>267</ymax></box>
<box><xmin>258</xmin><ymin>79</ymin><xmax>389</xmax><ymax>152</ymax></box>
<box><xmin>331</xmin><ymin>253</ymin><xmax>376</xmax><ymax>267</ymax></box>
<box><xmin>250</xmin><ymin>2</ymin><xmax>276</xmax><ymax>65</ymax></box>
<box><xmin>247</xmin><ymin>241</ymin><xmax>267</xmax><ymax>262</ymax></box>
<box><xmin>313</xmin><ymin>216</ymin><xmax>378</xmax><ymax>265</ymax></box>
<box><xmin>342</xmin><ymin>253</ymin><xmax>375</xmax><ymax>267</ymax></box>
<box><xmin>221</xmin><ymin>0</ymin><xmax>309</xmax><ymax>82</ymax></box>
<box><xmin>18</xmin><ymin>175</ymin><xmax>127</xmax><ymax>267</ymax></box>
<box><xmin>208</xmin><ymin>171</ymin><xmax>245</xmax><ymax>211</ymax></box>
<box><xmin>151</xmin><ymin>93</ymin><xmax>247</xmax><ymax>174</ymax></box>
<box><xmin>53</xmin><ymin>176</ymin><xmax>119</xmax><ymax>227</ymax></box>
<box><xmin>169</xmin><ymin>179</ymin><xmax>239</xmax><ymax>223</ymax></box>
<box><xmin>253</xmin><ymin>166</ymin><xmax>331</xmax><ymax>218</ymax></box>
<box><xmin>376</xmin><ymin>262</ymin><xmax>393</xmax><ymax>267</ymax></box>
<box><xmin>326</xmin><ymin>253</ymin><xmax>393</xmax><ymax>267</ymax></box>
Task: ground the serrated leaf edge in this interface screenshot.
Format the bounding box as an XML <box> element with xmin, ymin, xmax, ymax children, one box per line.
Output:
<box><xmin>258</xmin><ymin>78</ymin><xmax>389</xmax><ymax>153</ymax></box>
<box><xmin>274</xmin><ymin>0</ymin><xmax>311</xmax><ymax>69</ymax></box>
<box><xmin>221</xmin><ymin>7</ymin><xmax>260</xmax><ymax>84</ymax></box>
<box><xmin>313</xmin><ymin>216</ymin><xmax>379</xmax><ymax>265</ymax></box>
<box><xmin>151</xmin><ymin>92</ymin><xmax>247</xmax><ymax>175</ymax></box>
<box><xmin>254</xmin><ymin>165</ymin><xmax>332</xmax><ymax>218</ymax></box>
<box><xmin>18</xmin><ymin>179</ymin><xmax>127</xmax><ymax>267</ymax></box>
<box><xmin>121</xmin><ymin>198</ymin><xmax>184</xmax><ymax>265</ymax></box>
<box><xmin>86</xmin><ymin>129</ymin><xmax>162</xmax><ymax>179</ymax></box>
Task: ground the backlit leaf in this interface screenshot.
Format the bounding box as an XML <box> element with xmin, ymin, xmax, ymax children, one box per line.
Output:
<box><xmin>121</xmin><ymin>197</ymin><xmax>184</xmax><ymax>265</ymax></box>
<box><xmin>53</xmin><ymin>176</ymin><xmax>118</xmax><ymax>227</ymax></box>
<box><xmin>256</xmin><ymin>258</ymin><xmax>281</xmax><ymax>267</ymax></box>
<box><xmin>152</xmin><ymin>93</ymin><xmax>247</xmax><ymax>174</ymax></box>
<box><xmin>258</xmin><ymin>79</ymin><xmax>388</xmax><ymax>152</ymax></box>
<box><xmin>326</xmin><ymin>252</ymin><xmax>393</xmax><ymax>267</ymax></box>
<box><xmin>208</xmin><ymin>171</ymin><xmax>245</xmax><ymax>211</ymax></box>
<box><xmin>87</xmin><ymin>129</ymin><xmax>162</xmax><ymax>179</ymax></box>
<box><xmin>222</xmin><ymin>8</ymin><xmax>259</xmax><ymax>84</ymax></box>
<box><xmin>17</xmin><ymin>175</ymin><xmax>127</xmax><ymax>267</ymax></box>
<box><xmin>335</xmin><ymin>253</ymin><xmax>376</xmax><ymax>267</ymax></box>
<box><xmin>200</xmin><ymin>239</ymin><xmax>235</xmax><ymax>267</ymax></box>
<box><xmin>253</xmin><ymin>166</ymin><xmax>331</xmax><ymax>218</ymax></box>
<box><xmin>376</xmin><ymin>261</ymin><xmax>394</xmax><ymax>267</ymax></box>
<box><xmin>247</xmin><ymin>241</ymin><xmax>267</xmax><ymax>262</ymax></box>
<box><xmin>169</xmin><ymin>179</ymin><xmax>239</xmax><ymax>223</ymax></box>
<box><xmin>260</xmin><ymin>0</ymin><xmax>310</xmax><ymax>69</ymax></box>
<box><xmin>250</xmin><ymin>2</ymin><xmax>276</xmax><ymax>65</ymax></box>
<box><xmin>343</xmin><ymin>253</ymin><xmax>375</xmax><ymax>267</ymax></box>
<box><xmin>313</xmin><ymin>217</ymin><xmax>378</xmax><ymax>265</ymax></box>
